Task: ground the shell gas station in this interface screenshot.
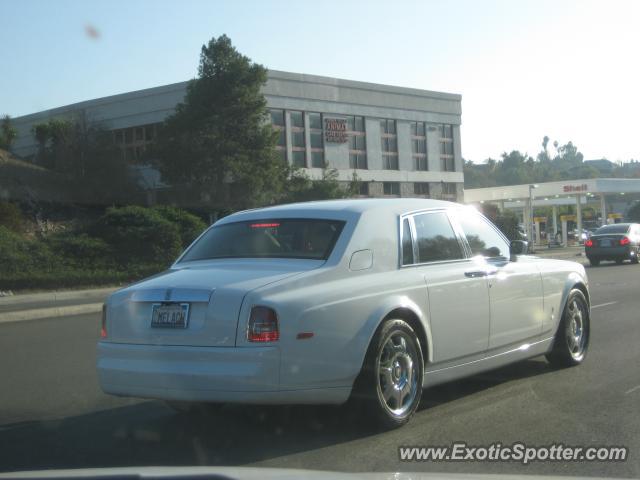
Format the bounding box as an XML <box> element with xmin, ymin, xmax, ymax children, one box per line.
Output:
<box><xmin>464</xmin><ymin>178</ymin><xmax>640</xmax><ymax>247</ymax></box>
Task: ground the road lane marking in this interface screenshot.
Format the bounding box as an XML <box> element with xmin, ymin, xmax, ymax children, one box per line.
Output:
<box><xmin>625</xmin><ymin>385</ymin><xmax>640</xmax><ymax>395</ymax></box>
<box><xmin>591</xmin><ymin>301</ymin><xmax>618</xmax><ymax>309</ymax></box>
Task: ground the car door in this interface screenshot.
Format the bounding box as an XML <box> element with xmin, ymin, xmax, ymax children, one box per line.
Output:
<box><xmin>405</xmin><ymin>211</ymin><xmax>491</xmax><ymax>363</ymax></box>
<box><xmin>452</xmin><ymin>209</ymin><xmax>544</xmax><ymax>350</ymax></box>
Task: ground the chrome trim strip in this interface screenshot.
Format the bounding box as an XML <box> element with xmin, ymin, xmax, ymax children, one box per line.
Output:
<box><xmin>131</xmin><ymin>288</ymin><xmax>214</xmax><ymax>303</ymax></box>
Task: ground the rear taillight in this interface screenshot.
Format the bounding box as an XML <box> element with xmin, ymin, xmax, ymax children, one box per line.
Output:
<box><xmin>100</xmin><ymin>303</ymin><xmax>107</xmax><ymax>339</ymax></box>
<box><xmin>620</xmin><ymin>236</ymin><xmax>631</xmax><ymax>246</ymax></box>
<box><xmin>585</xmin><ymin>239</ymin><xmax>593</xmax><ymax>247</ymax></box>
<box><xmin>247</xmin><ymin>306</ymin><xmax>279</xmax><ymax>342</ymax></box>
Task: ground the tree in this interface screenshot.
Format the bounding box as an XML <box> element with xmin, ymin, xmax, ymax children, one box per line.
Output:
<box><xmin>282</xmin><ymin>167</ymin><xmax>356</xmax><ymax>203</ymax></box>
<box><xmin>627</xmin><ymin>201</ymin><xmax>640</xmax><ymax>222</ymax></box>
<box><xmin>482</xmin><ymin>204</ymin><xmax>521</xmax><ymax>240</ymax></box>
<box><xmin>155</xmin><ymin>34</ymin><xmax>287</xmax><ymax>212</ymax></box>
<box><xmin>30</xmin><ymin>116</ymin><xmax>134</xmax><ymax>201</ymax></box>
<box><xmin>0</xmin><ymin>115</ymin><xmax>17</xmax><ymax>150</ymax></box>
<box><xmin>32</xmin><ymin>122</ymin><xmax>50</xmax><ymax>166</ymax></box>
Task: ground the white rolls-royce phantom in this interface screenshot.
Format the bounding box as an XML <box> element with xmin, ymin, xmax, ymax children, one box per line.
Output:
<box><xmin>97</xmin><ymin>199</ymin><xmax>590</xmax><ymax>428</ymax></box>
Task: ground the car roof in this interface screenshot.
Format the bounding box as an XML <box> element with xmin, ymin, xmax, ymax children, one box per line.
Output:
<box><xmin>218</xmin><ymin>198</ymin><xmax>459</xmax><ymax>224</ymax></box>
<box><xmin>598</xmin><ymin>223</ymin><xmax>633</xmax><ymax>228</ymax></box>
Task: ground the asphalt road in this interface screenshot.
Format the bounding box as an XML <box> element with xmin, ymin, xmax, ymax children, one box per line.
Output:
<box><xmin>1</xmin><ymin>261</ymin><xmax>639</xmax><ymax>477</ymax></box>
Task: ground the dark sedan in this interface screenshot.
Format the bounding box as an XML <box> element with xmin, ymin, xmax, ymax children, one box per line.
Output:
<box><xmin>585</xmin><ymin>223</ymin><xmax>640</xmax><ymax>266</ymax></box>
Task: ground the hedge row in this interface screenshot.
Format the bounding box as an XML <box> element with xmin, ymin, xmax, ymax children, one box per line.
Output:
<box><xmin>0</xmin><ymin>205</ymin><xmax>207</xmax><ymax>291</ymax></box>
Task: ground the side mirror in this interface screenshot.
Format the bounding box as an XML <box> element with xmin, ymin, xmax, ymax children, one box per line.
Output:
<box><xmin>510</xmin><ymin>240</ymin><xmax>529</xmax><ymax>255</ymax></box>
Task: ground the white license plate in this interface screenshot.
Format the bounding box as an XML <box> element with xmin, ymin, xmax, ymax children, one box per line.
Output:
<box><xmin>151</xmin><ymin>303</ymin><xmax>190</xmax><ymax>328</ymax></box>
<box><xmin>600</xmin><ymin>239</ymin><xmax>612</xmax><ymax>247</ymax></box>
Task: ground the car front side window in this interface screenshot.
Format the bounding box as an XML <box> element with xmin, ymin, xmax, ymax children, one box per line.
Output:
<box><xmin>456</xmin><ymin>211</ymin><xmax>509</xmax><ymax>259</ymax></box>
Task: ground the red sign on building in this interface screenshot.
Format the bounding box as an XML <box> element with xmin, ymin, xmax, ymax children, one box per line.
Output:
<box><xmin>324</xmin><ymin>118</ymin><xmax>348</xmax><ymax>143</ymax></box>
<box><xmin>562</xmin><ymin>184</ymin><xmax>588</xmax><ymax>193</ymax></box>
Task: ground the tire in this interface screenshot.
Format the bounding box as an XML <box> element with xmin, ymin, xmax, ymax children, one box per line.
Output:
<box><xmin>615</xmin><ymin>258</ymin><xmax>624</xmax><ymax>265</ymax></box>
<box><xmin>631</xmin><ymin>251</ymin><xmax>639</xmax><ymax>264</ymax></box>
<box><xmin>352</xmin><ymin>319</ymin><xmax>424</xmax><ymax>429</ymax></box>
<box><xmin>546</xmin><ymin>289</ymin><xmax>590</xmax><ymax>367</ymax></box>
<box><xmin>588</xmin><ymin>258</ymin><xmax>600</xmax><ymax>266</ymax></box>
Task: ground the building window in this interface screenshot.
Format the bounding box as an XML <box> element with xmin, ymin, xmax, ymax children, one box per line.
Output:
<box><xmin>145</xmin><ymin>124</ymin><xmax>156</xmax><ymax>141</ymax></box>
<box><xmin>292</xmin><ymin>150</ymin><xmax>306</xmax><ymax>168</ymax></box>
<box><xmin>311</xmin><ymin>151</ymin><xmax>324</xmax><ymax>168</ymax></box>
<box><xmin>381</xmin><ymin>119</ymin><xmax>396</xmax><ymax>135</ymax></box>
<box><xmin>442</xmin><ymin>182</ymin><xmax>457</xmax><ymax>196</ymax></box>
<box><xmin>381</xmin><ymin>119</ymin><xmax>398</xmax><ymax>170</ymax></box>
<box><xmin>269</xmin><ymin>109</ymin><xmax>286</xmax><ymax>163</ymax></box>
<box><xmin>383</xmin><ymin>182</ymin><xmax>400</xmax><ymax>196</ymax></box>
<box><xmin>290</xmin><ymin>110</ymin><xmax>304</xmax><ymax>128</ymax></box>
<box><xmin>347</xmin><ymin>116</ymin><xmax>365</xmax><ymax>133</ymax></box>
<box><xmin>270</xmin><ymin>109</ymin><xmax>285</xmax><ymax>127</ymax></box>
<box><xmin>439</xmin><ymin>124</ymin><xmax>455</xmax><ymax>172</ymax></box>
<box><xmin>308</xmin><ymin>112</ymin><xmax>324</xmax><ymax>168</ymax></box>
<box><xmin>113</xmin><ymin>123</ymin><xmax>160</xmax><ymax>163</ymax></box>
<box><xmin>309</xmin><ymin>112</ymin><xmax>322</xmax><ymax>130</ymax></box>
<box><xmin>411</xmin><ymin>121</ymin><xmax>428</xmax><ymax>171</ymax></box>
<box><xmin>290</xmin><ymin>110</ymin><xmax>305</xmax><ymax>167</ymax></box>
<box><xmin>347</xmin><ymin>115</ymin><xmax>367</xmax><ymax>169</ymax></box>
<box><xmin>414</xmin><ymin>182</ymin><xmax>430</xmax><ymax>196</ymax></box>
<box><xmin>358</xmin><ymin>182</ymin><xmax>369</xmax><ymax>196</ymax></box>
<box><xmin>291</xmin><ymin>131</ymin><xmax>305</xmax><ymax>148</ymax></box>
<box><xmin>310</xmin><ymin>131</ymin><xmax>323</xmax><ymax>149</ymax></box>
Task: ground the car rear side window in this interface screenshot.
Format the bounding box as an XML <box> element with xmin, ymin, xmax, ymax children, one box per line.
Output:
<box><xmin>595</xmin><ymin>224</ymin><xmax>630</xmax><ymax>234</ymax></box>
<box><xmin>456</xmin><ymin>211</ymin><xmax>509</xmax><ymax>259</ymax></box>
<box><xmin>180</xmin><ymin>219</ymin><xmax>345</xmax><ymax>262</ymax></box>
<box><xmin>412</xmin><ymin>212</ymin><xmax>464</xmax><ymax>263</ymax></box>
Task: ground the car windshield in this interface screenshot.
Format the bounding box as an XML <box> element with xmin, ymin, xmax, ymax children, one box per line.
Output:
<box><xmin>179</xmin><ymin>219</ymin><xmax>344</xmax><ymax>261</ymax></box>
<box><xmin>594</xmin><ymin>225</ymin><xmax>630</xmax><ymax>234</ymax></box>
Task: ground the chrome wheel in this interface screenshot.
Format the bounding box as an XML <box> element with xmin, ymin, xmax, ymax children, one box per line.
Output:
<box><xmin>376</xmin><ymin>331</ymin><xmax>419</xmax><ymax>417</ymax></box>
<box><xmin>565</xmin><ymin>299</ymin><xmax>587</xmax><ymax>359</ymax></box>
<box><xmin>546</xmin><ymin>289</ymin><xmax>590</xmax><ymax>367</ymax></box>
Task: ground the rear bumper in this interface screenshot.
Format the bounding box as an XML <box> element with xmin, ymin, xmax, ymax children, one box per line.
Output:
<box><xmin>586</xmin><ymin>246</ymin><xmax>634</xmax><ymax>259</ymax></box>
<box><xmin>97</xmin><ymin>342</ymin><xmax>350</xmax><ymax>405</ymax></box>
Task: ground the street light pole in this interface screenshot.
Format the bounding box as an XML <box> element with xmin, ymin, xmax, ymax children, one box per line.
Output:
<box><xmin>529</xmin><ymin>184</ymin><xmax>538</xmax><ymax>251</ymax></box>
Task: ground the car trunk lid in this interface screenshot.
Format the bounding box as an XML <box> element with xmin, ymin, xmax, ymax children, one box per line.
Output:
<box><xmin>106</xmin><ymin>259</ymin><xmax>322</xmax><ymax>347</ymax></box>
<box><xmin>589</xmin><ymin>234</ymin><xmax>627</xmax><ymax>247</ymax></box>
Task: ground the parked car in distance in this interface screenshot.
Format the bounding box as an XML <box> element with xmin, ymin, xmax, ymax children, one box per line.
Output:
<box><xmin>97</xmin><ymin>199</ymin><xmax>591</xmax><ymax>429</ymax></box>
<box><xmin>585</xmin><ymin>223</ymin><xmax>640</xmax><ymax>266</ymax></box>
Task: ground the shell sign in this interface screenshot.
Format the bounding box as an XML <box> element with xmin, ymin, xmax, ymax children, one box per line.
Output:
<box><xmin>562</xmin><ymin>184</ymin><xmax>588</xmax><ymax>193</ymax></box>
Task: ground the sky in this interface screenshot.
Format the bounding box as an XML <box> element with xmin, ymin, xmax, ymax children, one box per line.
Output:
<box><xmin>2</xmin><ymin>0</ymin><xmax>640</xmax><ymax>163</ymax></box>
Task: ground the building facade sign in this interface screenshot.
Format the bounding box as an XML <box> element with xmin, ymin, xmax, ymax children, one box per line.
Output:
<box><xmin>562</xmin><ymin>184</ymin><xmax>588</xmax><ymax>193</ymax></box>
<box><xmin>324</xmin><ymin>118</ymin><xmax>348</xmax><ymax>143</ymax></box>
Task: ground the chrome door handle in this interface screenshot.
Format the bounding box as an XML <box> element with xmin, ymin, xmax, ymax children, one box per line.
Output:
<box><xmin>465</xmin><ymin>270</ymin><xmax>488</xmax><ymax>278</ymax></box>
<box><xmin>465</xmin><ymin>268</ymin><xmax>499</xmax><ymax>278</ymax></box>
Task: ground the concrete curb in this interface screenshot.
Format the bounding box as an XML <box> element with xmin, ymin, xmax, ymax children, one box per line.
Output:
<box><xmin>0</xmin><ymin>302</ymin><xmax>104</xmax><ymax>324</ymax></box>
<box><xmin>0</xmin><ymin>287</ymin><xmax>117</xmax><ymax>306</ymax></box>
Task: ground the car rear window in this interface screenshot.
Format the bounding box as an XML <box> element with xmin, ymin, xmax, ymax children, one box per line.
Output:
<box><xmin>179</xmin><ymin>218</ymin><xmax>345</xmax><ymax>262</ymax></box>
<box><xmin>594</xmin><ymin>224</ymin><xmax>630</xmax><ymax>234</ymax></box>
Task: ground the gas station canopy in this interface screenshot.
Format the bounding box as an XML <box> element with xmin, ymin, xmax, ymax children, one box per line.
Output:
<box><xmin>464</xmin><ymin>178</ymin><xmax>640</xmax><ymax>246</ymax></box>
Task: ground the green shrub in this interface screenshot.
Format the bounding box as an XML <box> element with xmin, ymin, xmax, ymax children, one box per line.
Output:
<box><xmin>0</xmin><ymin>266</ymin><xmax>163</xmax><ymax>291</ymax></box>
<box><xmin>45</xmin><ymin>232</ymin><xmax>114</xmax><ymax>269</ymax></box>
<box><xmin>92</xmin><ymin>206</ymin><xmax>182</xmax><ymax>267</ymax></box>
<box><xmin>0</xmin><ymin>226</ymin><xmax>56</xmax><ymax>275</ymax></box>
<box><xmin>0</xmin><ymin>202</ymin><xmax>24</xmax><ymax>232</ymax></box>
<box><xmin>152</xmin><ymin>205</ymin><xmax>207</xmax><ymax>247</ymax></box>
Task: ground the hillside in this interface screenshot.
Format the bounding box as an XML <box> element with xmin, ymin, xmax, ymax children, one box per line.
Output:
<box><xmin>0</xmin><ymin>149</ymin><xmax>75</xmax><ymax>204</ymax></box>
